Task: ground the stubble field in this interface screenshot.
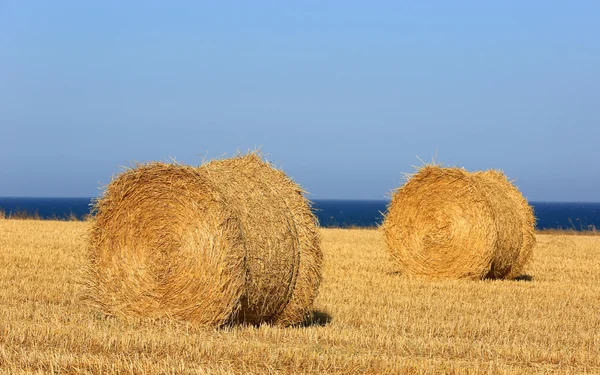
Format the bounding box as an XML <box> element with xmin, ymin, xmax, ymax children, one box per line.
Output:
<box><xmin>0</xmin><ymin>219</ymin><xmax>599</xmax><ymax>374</ymax></box>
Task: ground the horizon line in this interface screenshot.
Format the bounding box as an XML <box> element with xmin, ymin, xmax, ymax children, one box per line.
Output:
<box><xmin>1</xmin><ymin>196</ymin><xmax>600</xmax><ymax>204</ymax></box>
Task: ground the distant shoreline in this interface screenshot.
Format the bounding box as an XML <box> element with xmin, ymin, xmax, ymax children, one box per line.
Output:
<box><xmin>1</xmin><ymin>213</ymin><xmax>599</xmax><ymax>236</ymax></box>
<box><xmin>2</xmin><ymin>198</ymin><xmax>600</xmax><ymax>231</ymax></box>
<box><xmin>2</xmin><ymin>196</ymin><xmax>600</xmax><ymax>204</ymax></box>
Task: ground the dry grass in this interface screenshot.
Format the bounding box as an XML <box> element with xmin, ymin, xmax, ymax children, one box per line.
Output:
<box><xmin>1</xmin><ymin>220</ymin><xmax>599</xmax><ymax>374</ymax></box>
<box><xmin>0</xmin><ymin>208</ymin><xmax>81</xmax><ymax>221</ymax></box>
<box><xmin>382</xmin><ymin>166</ymin><xmax>535</xmax><ymax>280</ymax></box>
<box><xmin>537</xmin><ymin>228</ymin><xmax>600</xmax><ymax>236</ymax></box>
<box><xmin>0</xmin><ymin>208</ymin><xmax>42</xmax><ymax>220</ymax></box>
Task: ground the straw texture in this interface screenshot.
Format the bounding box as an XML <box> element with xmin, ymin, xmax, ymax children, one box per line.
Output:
<box><xmin>382</xmin><ymin>165</ymin><xmax>535</xmax><ymax>280</ymax></box>
<box><xmin>86</xmin><ymin>153</ymin><xmax>322</xmax><ymax>326</ymax></box>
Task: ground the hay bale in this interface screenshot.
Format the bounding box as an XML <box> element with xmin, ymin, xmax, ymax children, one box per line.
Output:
<box><xmin>86</xmin><ymin>153</ymin><xmax>322</xmax><ymax>326</ymax></box>
<box><xmin>382</xmin><ymin>165</ymin><xmax>535</xmax><ymax>280</ymax></box>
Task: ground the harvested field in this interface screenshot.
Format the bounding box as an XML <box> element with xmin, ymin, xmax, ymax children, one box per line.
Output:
<box><xmin>1</xmin><ymin>220</ymin><xmax>599</xmax><ymax>374</ymax></box>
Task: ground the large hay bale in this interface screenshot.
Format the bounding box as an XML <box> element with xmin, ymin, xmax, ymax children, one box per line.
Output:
<box><xmin>382</xmin><ymin>165</ymin><xmax>535</xmax><ymax>280</ymax></box>
<box><xmin>86</xmin><ymin>153</ymin><xmax>322</xmax><ymax>326</ymax></box>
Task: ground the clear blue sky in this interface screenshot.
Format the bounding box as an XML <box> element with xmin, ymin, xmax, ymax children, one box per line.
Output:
<box><xmin>1</xmin><ymin>1</ymin><xmax>598</xmax><ymax>201</ymax></box>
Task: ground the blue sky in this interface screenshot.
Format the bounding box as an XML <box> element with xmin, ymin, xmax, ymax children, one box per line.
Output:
<box><xmin>1</xmin><ymin>1</ymin><xmax>599</xmax><ymax>201</ymax></box>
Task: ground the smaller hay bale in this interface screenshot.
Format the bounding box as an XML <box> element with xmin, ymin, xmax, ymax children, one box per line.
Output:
<box><xmin>381</xmin><ymin>165</ymin><xmax>535</xmax><ymax>280</ymax></box>
<box><xmin>86</xmin><ymin>153</ymin><xmax>322</xmax><ymax>327</ymax></box>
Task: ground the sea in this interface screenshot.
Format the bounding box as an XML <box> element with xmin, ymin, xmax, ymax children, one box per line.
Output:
<box><xmin>0</xmin><ymin>197</ymin><xmax>599</xmax><ymax>231</ymax></box>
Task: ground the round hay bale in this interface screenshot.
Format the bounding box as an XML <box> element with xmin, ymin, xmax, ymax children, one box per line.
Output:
<box><xmin>86</xmin><ymin>154</ymin><xmax>322</xmax><ymax>326</ymax></box>
<box><xmin>381</xmin><ymin>165</ymin><xmax>536</xmax><ymax>280</ymax></box>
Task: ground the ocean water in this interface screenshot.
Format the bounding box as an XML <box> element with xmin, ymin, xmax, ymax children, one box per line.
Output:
<box><xmin>1</xmin><ymin>197</ymin><xmax>599</xmax><ymax>230</ymax></box>
<box><xmin>0</xmin><ymin>197</ymin><xmax>93</xmax><ymax>220</ymax></box>
<box><xmin>312</xmin><ymin>200</ymin><xmax>600</xmax><ymax>230</ymax></box>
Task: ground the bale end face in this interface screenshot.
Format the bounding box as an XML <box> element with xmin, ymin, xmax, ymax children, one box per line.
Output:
<box><xmin>86</xmin><ymin>163</ymin><xmax>246</xmax><ymax>326</ymax></box>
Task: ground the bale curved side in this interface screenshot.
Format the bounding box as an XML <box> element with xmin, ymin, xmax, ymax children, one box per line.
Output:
<box><xmin>382</xmin><ymin>165</ymin><xmax>534</xmax><ymax>280</ymax></box>
<box><xmin>272</xmin><ymin>190</ymin><xmax>322</xmax><ymax>326</ymax></box>
<box><xmin>201</xmin><ymin>154</ymin><xmax>322</xmax><ymax>326</ymax></box>
<box><xmin>479</xmin><ymin>170</ymin><xmax>536</xmax><ymax>278</ymax></box>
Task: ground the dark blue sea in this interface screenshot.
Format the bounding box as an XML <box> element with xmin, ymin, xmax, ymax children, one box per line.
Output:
<box><xmin>1</xmin><ymin>197</ymin><xmax>599</xmax><ymax>231</ymax></box>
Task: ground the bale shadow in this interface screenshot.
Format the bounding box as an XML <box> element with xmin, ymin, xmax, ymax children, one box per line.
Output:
<box><xmin>514</xmin><ymin>274</ymin><xmax>533</xmax><ymax>282</ymax></box>
<box><xmin>301</xmin><ymin>310</ymin><xmax>332</xmax><ymax>327</ymax></box>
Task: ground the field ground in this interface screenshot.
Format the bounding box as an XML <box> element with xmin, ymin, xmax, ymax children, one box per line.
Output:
<box><xmin>0</xmin><ymin>220</ymin><xmax>599</xmax><ymax>374</ymax></box>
